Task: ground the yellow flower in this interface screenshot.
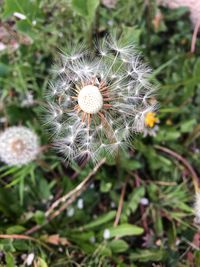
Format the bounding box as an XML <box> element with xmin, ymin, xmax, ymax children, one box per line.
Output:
<box><xmin>145</xmin><ymin>112</ymin><xmax>159</xmax><ymax>128</ymax></box>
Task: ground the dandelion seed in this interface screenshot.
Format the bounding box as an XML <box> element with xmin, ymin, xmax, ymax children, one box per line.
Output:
<box><xmin>46</xmin><ymin>36</ymin><xmax>157</xmax><ymax>163</ymax></box>
<box><xmin>13</xmin><ymin>12</ymin><xmax>27</xmax><ymax>20</ymax></box>
<box><xmin>140</xmin><ymin>197</ymin><xmax>149</xmax><ymax>205</ymax></box>
<box><xmin>77</xmin><ymin>198</ymin><xmax>84</xmax><ymax>209</ymax></box>
<box><xmin>67</xmin><ymin>207</ymin><xmax>75</xmax><ymax>217</ymax></box>
<box><xmin>90</xmin><ymin>183</ymin><xmax>95</xmax><ymax>189</ymax></box>
<box><xmin>0</xmin><ymin>126</ymin><xmax>39</xmax><ymax>166</ymax></box>
<box><xmin>103</xmin><ymin>229</ymin><xmax>111</xmax><ymax>239</ymax></box>
<box><xmin>24</xmin><ymin>253</ymin><xmax>35</xmax><ymax>266</ymax></box>
<box><xmin>21</xmin><ymin>91</ymin><xmax>35</xmax><ymax>107</ymax></box>
<box><xmin>143</xmin><ymin>125</ymin><xmax>159</xmax><ymax>137</ymax></box>
<box><xmin>110</xmin><ymin>201</ymin><xmax>116</xmax><ymax>208</ymax></box>
<box><xmin>89</xmin><ymin>236</ymin><xmax>96</xmax><ymax>243</ymax></box>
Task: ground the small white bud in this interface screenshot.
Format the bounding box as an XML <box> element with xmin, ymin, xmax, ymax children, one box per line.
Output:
<box><xmin>89</xmin><ymin>236</ymin><xmax>96</xmax><ymax>243</ymax></box>
<box><xmin>77</xmin><ymin>198</ymin><xmax>84</xmax><ymax>209</ymax></box>
<box><xmin>25</xmin><ymin>253</ymin><xmax>34</xmax><ymax>266</ymax></box>
<box><xmin>13</xmin><ymin>12</ymin><xmax>27</xmax><ymax>20</ymax></box>
<box><xmin>103</xmin><ymin>229</ymin><xmax>110</xmax><ymax>239</ymax></box>
<box><xmin>67</xmin><ymin>207</ymin><xmax>75</xmax><ymax>217</ymax></box>
<box><xmin>140</xmin><ymin>197</ymin><xmax>149</xmax><ymax>206</ymax></box>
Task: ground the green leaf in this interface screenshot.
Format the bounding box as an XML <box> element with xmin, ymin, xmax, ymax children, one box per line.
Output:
<box><xmin>71</xmin><ymin>0</ymin><xmax>88</xmax><ymax>17</ymax></box>
<box><xmin>109</xmin><ymin>239</ymin><xmax>129</xmax><ymax>253</ymax></box>
<box><xmin>167</xmin><ymin>7</ymin><xmax>189</xmax><ymax>20</ymax></box>
<box><xmin>34</xmin><ymin>210</ymin><xmax>46</xmax><ymax>225</ymax></box>
<box><xmin>194</xmin><ymin>250</ymin><xmax>200</xmax><ymax>266</ymax></box>
<box><xmin>2</xmin><ymin>0</ymin><xmax>42</xmax><ymax>39</ymax></box>
<box><xmin>122</xmin><ymin>160</ymin><xmax>141</xmax><ymax>171</ymax></box>
<box><xmin>5</xmin><ymin>253</ymin><xmax>15</xmax><ymax>267</ymax></box>
<box><xmin>156</xmin><ymin>129</ymin><xmax>181</xmax><ymax>142</ymax></box>
<box><xmin>121</xmin><ymin>156</ymin><xmax>141</xmax><ymax>171</ymax></box>
<box><xmin>6</xmin><ymin>105</ymin><xmax>35</xmax><ymax>124</ymax></box>
<box><xmin>86</xmin><ymin>0</ymin><xmax>100</xmax><ymax>22</ymax></box>
<box><xmin>180</xmin><ymin>119</ymin><xmax>196</xmax><ymax>133</ymax></box>
<box><xmin>19</xmin><ymin>176</ymin><xmax>25</xmax><ymax>205</ymax></box>
<box><xmin>37</xmin><ymin>257</ymin><xmax>48</xmax><ymax>267</ymax></box>
<box><xmin>126</xmin><ymin>187</ymin><xmax>145</xmax><ymax>215</ymax></box>
<box><xmin>194</xmin><ymin>59</ymin><xmax>200</xmax><ymax>77</ymax></box>
<box><xmin>80</xmin><ymin>211</ymin><xmax>116</xmax><ymax>230</ymax></box>
<box><xmin>108</xmin><ymin>224</ymin><xmax>144</xmax><ymax>238</ymax></box>
<box><xmin>16</xmin><ymin>20</ymin><xmax>35</xmax><ymax>39</ymax></box>
<box><xmin>2</xmin><ymin>0</ymin><xmax>41</xmax><ymax>20</ymax></box>
<box><xmin>71</xmin><ymin>0</ymin><xmax>99</xmax><ymax>23</ymax></box>
<box><xmin>6</xmin><ymin>225</ymin><xmax>26</xmax><ymax>234</ymax></box>
<box><xmin>0</xmin><ymin>63</ymin><xmax>10</xmax><ymax>77</ymax></box>
<box><xmin>121</xmin><ymin>26</ymin><xmax>142</xmax><ymax>44</ymax></box>
<box><xmin>100</xmin><ymin>181</ymin><xmax>112</xmax><ymax>192</ymax></box>
<box><xmin>130</xmin><ymin>249</ymin><xmax>167</xmax><ymax>262</ymax></box>
<box><xmin>2</xmin><ymin>0</ymin><xmax>21</xmax><ymax>18</ymax></box>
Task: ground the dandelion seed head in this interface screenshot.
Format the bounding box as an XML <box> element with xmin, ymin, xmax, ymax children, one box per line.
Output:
<box><xmin>0</xmin><ymin>126</ymin><xmax>39</xmax><ymax>166</ymax></box>
<box><xmin>78</xmin><ymin>85</ymin><xmax>103</xmax><ymax>114</ymax></box>
<box><xmin>46</xmin><ymin>35</ymin><xmax>158</xmax><ymax>163</ymax></box>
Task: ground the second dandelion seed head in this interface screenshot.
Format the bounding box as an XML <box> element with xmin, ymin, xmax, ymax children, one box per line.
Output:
<box><xmin>0</xmin><ymin>126</ymin><xmax>39</xmax><ymax>166</ymax></box>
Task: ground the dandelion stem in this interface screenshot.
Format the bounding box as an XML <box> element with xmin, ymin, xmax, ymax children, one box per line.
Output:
<box><xmin>114</xmin><ymin>175</ymin><xmax>129</xmax><ymax>227</ymax></box>
<box><xmin>191</xmin><ymin>17</ymin><xmax>200</xmax><ymax>53</ymax></box>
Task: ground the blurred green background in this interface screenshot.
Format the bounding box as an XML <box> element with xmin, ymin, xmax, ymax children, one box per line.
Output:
<box><xmin>0</xmin><ymin>0</ymin><xmax>200</xmax><ymax>266</ymax></box>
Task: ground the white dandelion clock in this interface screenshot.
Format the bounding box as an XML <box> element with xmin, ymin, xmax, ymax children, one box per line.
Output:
<box><xmin>46</xmin><ymin>36</ymin><xmax>158</xmax><ymax>163</ymax></box>
<box><xmin>0</xmin><ymin>126</ymin><xmax>39</xmax><ymax>166</ymax></box>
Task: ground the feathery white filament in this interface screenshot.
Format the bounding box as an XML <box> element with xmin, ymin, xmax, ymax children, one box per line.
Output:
<box><xmin>46</xmin><ymin>36</ymin><xmax>158</xmax><ymax>163</ymax></box>
<box><xmin>78</xmin><ymin>85</ymin><xmax>103</xmax><ymax>114</ymax></box>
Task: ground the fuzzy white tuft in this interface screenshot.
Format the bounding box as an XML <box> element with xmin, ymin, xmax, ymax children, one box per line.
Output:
<box><xmin>78</xmin><ymin>85</ymin><xmax>103</xmax><ymax>114</ymax></box>
<box><xmin>46</xmin><ymin>36</ymin><xmax>158</xmax><ymax>163</ymax></box>
<box><xmin>0</xmin><ymin>126</ymin><xmax>39</xmax><ymax>166</ymax></box>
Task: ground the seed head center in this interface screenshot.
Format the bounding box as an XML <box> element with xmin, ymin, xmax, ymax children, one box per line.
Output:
<box><xmin>11</xmin><ymin>138</ymin><xmax>25</xmax><ymax>154</ymax></box>
<box><xmin>78</xmin><ymin>85</ymin><xmax>103</xmax><ymax>114</ymax></box>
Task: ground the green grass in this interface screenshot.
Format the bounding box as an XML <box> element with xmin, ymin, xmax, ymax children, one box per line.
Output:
<box><xmin>0</xmin><ymin>0</ymin><xmax>200</xmax><ymax>266</ymax></box>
